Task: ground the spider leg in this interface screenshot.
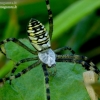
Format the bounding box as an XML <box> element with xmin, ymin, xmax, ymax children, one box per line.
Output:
<box><xmin>0</xmin><ymin>60</ymin><xmax>41</xmax><ymax>84</ymax></box>
<box><xmin>54</xmin><ymin>46</ymin><xmax>75</xmax><ymax>54</ymax></box>
<box><xmin>56</xmin><ymin>54</ymin><xmax>88</xmax><ymax>61</ymax></box>
<box><xmin>42</xmin><ymin>64</ymin><xmax>50</xmax><ymax>100</ymax></box>
<box><xmin>56</xmin><ymin>54</ymin><xmax>100</xmax><ymax>75</ymax></box>
<box><xmin>11</xmin><ymin>57</ymin><xmax>38</xmax><ymax>75</ymax></box>
<box><xmin>45</xmin><ymin>0</ymin><xmax>53</xmax><ymax>40</ymax></box>
<box><xmin>0</xmin><ymin>38</ymin><xmax>37</xmax><ymax>56</ymax></box>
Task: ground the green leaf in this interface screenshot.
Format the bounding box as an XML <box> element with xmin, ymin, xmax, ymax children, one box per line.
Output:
<box><xmin>0</xmin><ymin>61</ymin><xmax>13</xmax><ymax>78</ymax></box>
<box><xmin>50</xmin><ymin>0</ymin><xmax>100</xmax><ymax>40</ymax></box>
<box><xmin>0</xmin><ymin>39</ymin><xmax>91</xmax><ymax>100</ymax></box>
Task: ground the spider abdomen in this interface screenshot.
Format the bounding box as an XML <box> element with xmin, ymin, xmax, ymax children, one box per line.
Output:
<box><xmin>27</xmin><ymin>18</ymin><xmax>51</xmax><ymax>51</ymax></box>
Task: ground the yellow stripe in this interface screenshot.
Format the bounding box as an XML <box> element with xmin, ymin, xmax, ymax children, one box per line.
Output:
<box><xmin>28</xmin><ymin>27</ymin><xmax>32</xmax><ymax>29</ymax></box>
<box><xmin>29</xmin><ymin>33</ymin><xmax>34</xmax><ymax>36</ymax></box>
<box><xmin>32</xmin><ymin>40</ymin><xmax>37</xmax><ymax>44</ymax></box>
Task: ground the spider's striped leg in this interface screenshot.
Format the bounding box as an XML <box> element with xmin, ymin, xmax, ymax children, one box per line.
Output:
<box><xmin>59</xmin><ymin>54</ymin><xmax>91</xmax><ymax>61</ymax></box>
<box><xmin>54</xmin><ymin>46</ymin><xmax>75</xmax><ymax>54</ymax></box>
<box><xmin>56</xmin><ymin>54</ymin><xmax>87</xmax><ymax>62</ymax></box>
<box><xmin>45</xmin><ymin>0</ymin><xmax>53</xmax><ymax>39</ymax></box>
<box><xmin>74</xmin><ymin>55</ymin><xmax>100</xmax><ymax>74</ymax></box>
<box><xmin>57</xmin><ymin>54</ymin><xmax>100</xmax><ymax>74</ymax></box>
<box><xmin>0</xmin><ymin>60</ymin><xmax>41</xmax><ymax>84</ymax></box>
<box><xmin>0</xmin><ymin>38</ymin><xmax>37</xmax><ymax>56</ymax></box>
<box><xmin>42</xmin><ymin>64</ymin><xmax>50</xmax><ymax>100</ymax></box>
<box><xmin>56</xmin><ymin>54</ymin><xmax>100</xmax><ymax>75</ymax></box>
<box><xmin>11</xmin><ymin>57</ymin><xmax>38</xmax><ymax>75</ymax></box>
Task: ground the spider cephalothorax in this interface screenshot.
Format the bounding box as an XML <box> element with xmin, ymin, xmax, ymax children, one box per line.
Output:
<box><xmin>0</xmin><ymin>0</ymin><xmax>100</xmax><ymax>100</ymax></box>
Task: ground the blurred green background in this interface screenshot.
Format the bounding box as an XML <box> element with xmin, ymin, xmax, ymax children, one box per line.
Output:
<box><xmin>0</xmin><ymin>0</ymin><xmax>100</xmax><ymax>68</ymax></box>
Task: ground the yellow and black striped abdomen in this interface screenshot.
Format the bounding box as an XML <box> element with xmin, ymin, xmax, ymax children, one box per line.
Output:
<box><xmin>27</xmin><ymin>18</ymin><xmax>51</xmax><ymax>51</ymax></box>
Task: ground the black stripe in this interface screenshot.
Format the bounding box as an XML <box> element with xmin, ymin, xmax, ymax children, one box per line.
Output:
<box><xmin>48</xmin><ymin>10</ymin><xmax>52</xmax><ymax>15</ymax></box>
<box><xmin>47</xmin><ymin>96</ymin><xmax>50</xmax><ymax>100</ymax></box>
<box><xmin>15</xmin><ymin>73</ymin><xmax>21</xmax><ymax>78</ymax></box>
<box><xmin>22</xmin><ymin>69</ymin><xmax>27</xmax><ymax>74</ymax></box>
<box><xmin>46</xmin><ymin>88</ymin><xmax>50</xmax><ymax>93</ymax></box>
<box><xmin>45</xmin><ymin>0</ymin><xmax>49</xmax><ymax>5</ymax></box>
<box><xmin>6</xmin><ymin>77</ymin><xmax>10</xmax><ymax>81</ymax></box>
<box><xmin>37</xmin><ymin>40</ymin><xmax>49</xmax><ymax>45</ymax></box>
<box><xmin>94</xmin><ymin>68</ymin><xmax>100</xmax><ymax>74</ymax></box>
<box><xmin>45</xmin><ymin>77</ymin><xmax>49</xmax><ymax>84</ymax></box>
<box><xmin>0</xmin><ymin>41</ymin><xmax>4</xmax><ymax>45</ymax></box>
<box><xmin>0</xmin><ymin>78</ymin><xmax>3</xmax><ymax>82</ymax></box>
<box><xmin>11</xmin><ymin>68</ymin><xmax>17</xmax><ymax>73</ymax></box>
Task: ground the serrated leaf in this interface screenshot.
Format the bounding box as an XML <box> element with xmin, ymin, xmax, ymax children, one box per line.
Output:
<box><xmin>0</xmin><ymin>39</ymin><xmax>91</xmax><ymax>100</ymax></box>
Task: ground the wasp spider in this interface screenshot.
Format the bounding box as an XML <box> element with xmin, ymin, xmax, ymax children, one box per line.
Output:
<box><xmin>0</xmin><ymin>0</ymin><xmax>100</xmax><ymax>100</ymax></box>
